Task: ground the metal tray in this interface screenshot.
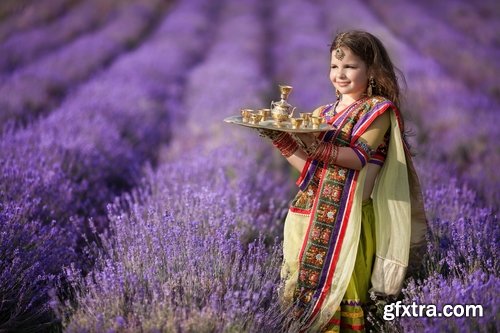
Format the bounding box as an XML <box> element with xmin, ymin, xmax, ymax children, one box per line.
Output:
<box><xmin>223</xmin><ymin>115</ymin><xmax>332</xmax><ymax>133</ymax></box>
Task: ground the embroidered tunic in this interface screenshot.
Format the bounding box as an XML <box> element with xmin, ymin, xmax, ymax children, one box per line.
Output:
<box><xmin>280</xmin><ymin>96</ymin><xmax>427</xmax><ymax>332</ymax></box>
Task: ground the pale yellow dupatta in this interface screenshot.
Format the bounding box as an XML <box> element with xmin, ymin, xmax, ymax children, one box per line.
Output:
<box><xmin>370</xmin><ymin>110</ymin><xmax>428</xmax><ymax>296</ymax></box>
<box><xmin>369</xmin><ymin>110</ymin><xmax>411</xmax><ymax>296</ymax></box>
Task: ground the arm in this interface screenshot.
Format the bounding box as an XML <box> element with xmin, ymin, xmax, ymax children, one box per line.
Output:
<box><xmin>293</xmin><ymin>111</ymin><xmax>391</xmax><ymax>171</ymax></box>
<box><xmin>284</xmin><ymin>148</ymin><xmax>308</xmax><ymax>172</ymax></box>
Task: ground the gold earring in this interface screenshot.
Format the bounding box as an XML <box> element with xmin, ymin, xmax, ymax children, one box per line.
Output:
<box><xmin>336</xmin><ymin>89</ymin><xmax>341</xmax><ymax>99</ymax></box>
<box><xmin>367</xmin><ymin>76</ymin><xmax>375</xmax><ymax>97</ymax></box>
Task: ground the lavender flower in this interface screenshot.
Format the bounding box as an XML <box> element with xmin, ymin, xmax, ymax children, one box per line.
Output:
<box><xmin>0</xmin><ymin>0</ymin><xmax>218</xmax><ymax>330</ymax></box>
<box><xmin>0</xmin><ymin>0</ymin><xmax>165</xmax><ymax>128</ymax></box>
<box><xmin>364</xmin><ymin>0</ymin><xmax>500</xmax><ymax>101</ymax></box>
<box><xmin>0</xmin><ymin>0</ymin><xmax>131</xmax><ymax>72</ymax></box>
<box><xmin>0</xmin><ymin>0</ymin><xmax>76</xmax><ymax>42</ymax></box>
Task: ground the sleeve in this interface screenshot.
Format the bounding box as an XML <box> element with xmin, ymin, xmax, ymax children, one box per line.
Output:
<box><xmin>368</xmin><ymin>130</ymin><xmax>390</xmax><ymax>166</ymax></box>
<box><xmin>349</xmin><ymin>99</ymin><xmax>395</xmax><ymax>167</ymax></box>
<box><xmin>350</xmin><ymin>140</ymin><xmax>375</xmax><ymax>167</ymax></box>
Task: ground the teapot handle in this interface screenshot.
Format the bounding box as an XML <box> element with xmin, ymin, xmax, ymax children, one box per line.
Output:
<box><xmin>289</xmin><ymin>106</ymin><xmax>296</xmax><ymax>118</ymax></box>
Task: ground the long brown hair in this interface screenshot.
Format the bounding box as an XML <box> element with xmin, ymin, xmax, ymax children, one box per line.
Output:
<box><xmin>330</xmin><ymin>30</ymin><xmax>406</xmax><ymax>109</ymax></box>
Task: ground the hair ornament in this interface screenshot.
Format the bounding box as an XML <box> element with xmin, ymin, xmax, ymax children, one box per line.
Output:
<box><xmin>334</xmin><ymin>32</ymin><xmax>347</xmax><ymax>60</ymax></box>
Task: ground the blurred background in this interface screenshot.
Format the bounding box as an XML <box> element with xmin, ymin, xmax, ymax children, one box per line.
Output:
<box><xmin>0</xmin><ymin>0</ymin><xmax>498</xmax><ymax>332</ymax></box>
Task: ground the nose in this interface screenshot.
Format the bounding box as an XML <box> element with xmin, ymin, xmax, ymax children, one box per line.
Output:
<box><xmin>336</xmin><ymin>69</ymin><xmax>347</xmax><ymax>80</ymax></box>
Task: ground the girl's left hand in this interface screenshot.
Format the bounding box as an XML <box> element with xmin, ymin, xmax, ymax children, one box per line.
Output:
<box><xmin>255</xmin><ymin>128</ymin><xmax>282</xmax><ymax>140</ymax></box>
<box><xmin>293</xmin><ymin>133</ymin><xmax>318</xmax><ymax>147</ymax></box>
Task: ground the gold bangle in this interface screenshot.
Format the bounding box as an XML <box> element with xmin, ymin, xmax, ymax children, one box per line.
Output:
<box><xmin>330</xmin><ymin>145</ymin><xmax>339</xmax><ymax>164</ymax></box>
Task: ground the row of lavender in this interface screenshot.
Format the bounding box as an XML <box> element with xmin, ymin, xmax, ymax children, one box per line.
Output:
<box><xmin>363</xmin><ymin>0</ymin><xmax>500</xmax><ymax>207</ymax></box>
<box><xmin>0</xmin><ymin>1</ymin><xmax>218</xmax><ymax>331</ymax></box>
<box><xmin>415</xmin><ymin>0</ymin><xmax>500</xmax><ymax>49</ymax></box>
<box><xmin>0</xmin><ymin>0</ymin><xmax>77</xmax><ymax>42</ymax></box>
<box><xmin>363</xmin><ymin>0</ymin><xmax>500</xmax><ymax>102</ymax></box>
<box><xmin>0</xmin><ymin>0</ymin><xmax>165</xmax><ymax>128</ymax></box>
<box><xmin>0</xmin><ymin>0</ymin><xmax>129</xmax><ymax>73</ymax></box>
<box><xmin>58</xmin><ymin>0</ymin><xmax>295</xmax><ymax>331</ymax></box>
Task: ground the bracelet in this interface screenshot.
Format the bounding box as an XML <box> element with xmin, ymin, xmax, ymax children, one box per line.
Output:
<box><xmin>272</xmin><ymin>133</ymin><xmax>298</xmax><ymax>157</ymax></box>
<box><xmin>294</xmin><ymin>135</ymin><xmax>339</xmax><ymax>165</ymax></box>
<box><xmin>310</xmin><ymin>142</ymin><xmax>339</xmax><ymax>165</ymax></box>
<box><xmin>329</xmin><ymin>144</ymin><xmax>339</xmax><ymax>164</ymax></box>
<box><xmin>310</xmin><ymin>142</ymin><xmax>328</xmax><ymax>162</ymax></box>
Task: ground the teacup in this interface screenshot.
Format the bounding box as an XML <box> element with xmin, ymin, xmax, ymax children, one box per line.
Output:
<box><xmin>290</xmin><ymin>118</ymin><xmax>303</xmax><ymax>129</ymax></box>
<box><xmin>311</xmin><ymin>116</ymin><xmax>324</xmax><ymax>129</ymax></box>
<box><xmin>250</xmin><ymin>114</ymin><xmax>263</xmax><ymax>124</ymax></box>
<box><xmin>258</xmin><ymin>108</ymin><xmax>272</xmax><ymax>121</ymax></box>
<box><xmin>300</xmin><ymin>112</ymin><xmax>313</xmax><ymax>127</ymax></box>
<box><xmin>240</xmin><ymin>108</ymin><xmax>254</xmax><ymax>123</ymax></box>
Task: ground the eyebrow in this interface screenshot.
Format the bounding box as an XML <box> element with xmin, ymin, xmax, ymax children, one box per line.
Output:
<box><xmin>330</xmin><ymin>63</ymin><xmax>358</xmax><ymax>66</ymax></box>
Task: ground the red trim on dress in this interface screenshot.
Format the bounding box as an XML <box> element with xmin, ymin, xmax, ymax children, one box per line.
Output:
<box><xmin>289</xmin><ymin>206</ymin><xmax>312</xmax><ymax>215</ymax></box>
<box><xmin>298</xmin><ymin>167</ymin><xmax>326</xmax><ymax>261</ymax></box>
<box><xmin>341</xmin><ymin>323</ymin><xmax>365</xmax><ymax>330</ymax></box>
<box><xmin>328</xmin><ymin>317</ymin><xmax>341</xmax><ymax>325</ymax></box>
<box><xmin>296</xmin><ymin>158</ymin><xmax>312</xmax><ymax>186</ymax></box>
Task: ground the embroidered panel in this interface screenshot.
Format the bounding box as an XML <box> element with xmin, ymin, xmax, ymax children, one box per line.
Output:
<box><xmin>289</xmin><ymin>97</ymin><xmax>392</xmax><ymax>325</ymax></box>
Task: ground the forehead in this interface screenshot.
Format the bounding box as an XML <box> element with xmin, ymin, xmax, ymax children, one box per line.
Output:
<box><xmin>330</xmin><ymin>46</ymin><xmax>364</xmax><ymax>64</ymax></box>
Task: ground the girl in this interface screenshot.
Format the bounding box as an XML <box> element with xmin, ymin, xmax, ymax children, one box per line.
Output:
<box><xmin>259</xmin><ymin>30</ymin><xmax>427</xmax><ymax>332</ymax></box>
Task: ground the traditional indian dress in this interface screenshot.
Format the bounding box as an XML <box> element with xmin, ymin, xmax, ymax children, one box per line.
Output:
<box><xmin>280</xmin><ymin>96</ymin><xmax>427</xmax><ymax>332</ymax></box>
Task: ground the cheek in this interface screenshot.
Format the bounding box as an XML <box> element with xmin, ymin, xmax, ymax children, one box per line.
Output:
<box><xmin>355</xmin><ymin>73</ymin><xmax>368</xmax><ymax>86</ymax></box>
<box><xmin>329</xmin><ymin>70</ymin><xmax>336</xmax><ymax>82</ymax></box>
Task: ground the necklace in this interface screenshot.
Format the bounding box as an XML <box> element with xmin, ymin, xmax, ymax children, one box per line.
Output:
<box><xmin>334</xmin><ymin>96</ymin><xmax>367</xmax><ymax>115</ymax></box>
<box><xmin>325</xmin><ymin>96</ymin><xmax>367</xmax><ymax>120</ymax></box>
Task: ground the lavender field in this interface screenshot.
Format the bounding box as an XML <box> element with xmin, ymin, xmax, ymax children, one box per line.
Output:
<box><xmin>0</xmin><ymin>0</ymin><xmax>498</xmax><ymax>332</ymax></box>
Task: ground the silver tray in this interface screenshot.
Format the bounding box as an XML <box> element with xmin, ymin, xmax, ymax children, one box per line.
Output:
<box><xmin>223</xmin><ymin>115</ymin><xmax>332</xmax><ymax>133</ymax></box>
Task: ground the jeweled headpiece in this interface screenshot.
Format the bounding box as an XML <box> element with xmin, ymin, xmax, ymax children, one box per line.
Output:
<box><xmin>334</xmin><ymin>32</ymin><xmax>347</xmax><ymax>60</ymax></box>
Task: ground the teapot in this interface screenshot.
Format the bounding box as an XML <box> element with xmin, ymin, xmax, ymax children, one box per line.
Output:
<box><xmin>270</xmin><ymin>85</ymin><xmax>296</xmax><ymax>120</ymax></box>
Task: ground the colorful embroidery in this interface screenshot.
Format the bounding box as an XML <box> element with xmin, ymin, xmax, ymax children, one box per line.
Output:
<box><xmin>291</xmin><ymin>171</ymin><xmax>322</xmax><ymax>212</ymax></box>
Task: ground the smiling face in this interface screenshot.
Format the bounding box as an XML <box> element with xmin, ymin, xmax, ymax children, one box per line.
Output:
<box><xmin>329</xmin><ymin>46</ymin><xmax>369</xmax><ymax>102</ymax></box>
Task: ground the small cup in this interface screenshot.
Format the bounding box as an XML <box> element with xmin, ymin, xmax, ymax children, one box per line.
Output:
<box><xmin>250</xmin><ymin>114</ymin><xmax>263</xmax><ymax>124</ymax></box>
<box><xmin>300</xmin><ymin>112</ymin><xmax>313</xmax><ymax>127</ymax></box>
<box><xmin>311</xmin><ymin>116</ymin><xmax>324</xmax><ymax>129</ymax></box>
<box><xmin>290</xmin><ymin>118</ymin><xmax>303</xmax><ymax>129</ymax></box>
<box><xmin>240</xmin><ymin>108</ymin><xmax>253</xmax><ymax>123</ymax></box>
<box><xmin>258</xmin><ymin>108</ymin><xmax>272</xmax><ymax>121</ymax></box>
